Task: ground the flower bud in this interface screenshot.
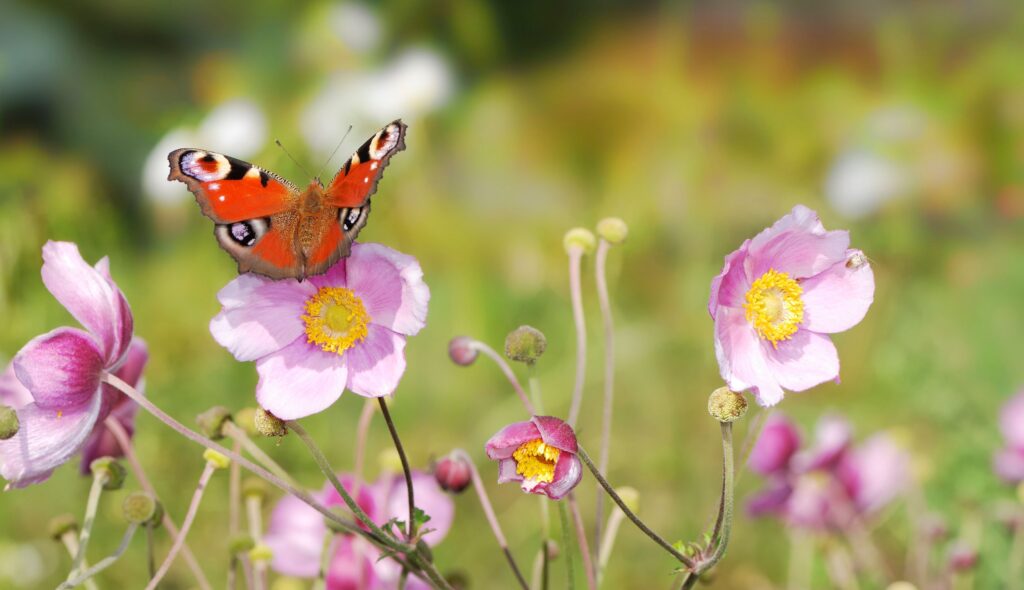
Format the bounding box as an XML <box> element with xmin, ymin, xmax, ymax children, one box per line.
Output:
<box><xmin>615</xmin><ymin>486</ymin><xmax>640</xmax><ymax>513</ymax></box>
<box><xmin>234</xmin><ymin>407</ymin><xmax>259</xmax><ymax>437</ymax></box>
<box><xmin>249</xmin><ymin>543</ymin><xmax>273</xmax><ymax>563</ymax></box>
<box><xmin>946</xmin><ymin>540</ymin><xmax>978</xmax><ymax>572</ymax></box>
<box><xmin>196</xmin><ymin>406</ymin><xmax>232</xmax><ymax>440</ymax></box>
<box><xmin>122</xmin><ymin>491</ymin><xmax>162</xmax><ymax>526</ymax></box>
<box><xmin>563</xmin><ymin>228</ymin><xmax>596</xmax><ymax>255</ymax></box>
<box><xmin>203</xmin><ymin>449</ymin><xmax>231</xmax><ymax>469</ymax></box>
<box><xmin>707</xmin><ymin>387</ymin><xmax>748</xmax><ymax>423</ymax></box>
<box><xmin>242</xmin><ymin>477</ymin><xmax>272</xmax><ymax>502</ymax></box>
<box><xmin>434</xmin><ymin>453</ymin><xmax>472</xmax><ymax>493</ymax></box>
<box><xmin>48</xmin><ymin>514</ymin><xmax>78</xmax><ymax>540</ymax></box>
<box><xmin>254</xmin><ymin>408</ymin><xmax>288</xmax><ymax>438</ymax></box>
<box><xmin>504</xmin><ymin>326</ymin><xmax>547</xmax><ymax>365</ymax></box>
<box><xmin>90</xmin><ymin>457</ymin><xmax>127</xmax><ymax>490</ymax></box>
<box><xmin>596</xmin><ymin>217</ymin><xmax>628</xmax><ymax>244</ymax></box>
<box><xmin>448</xmin><ymin>336</ymin><xmax>478</xmax><ymax>366</ymax></box>
<box><xmin>229</xmin><ymin>534</ymin><xmax>256</xmax><ymax>554</ymax></box>
<box><xmin>0</xmin><ymin>405</ymin><xmax>19</xmax><ymax>440</ymax></box>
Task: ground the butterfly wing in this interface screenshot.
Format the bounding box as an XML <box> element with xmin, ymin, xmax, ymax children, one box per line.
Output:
<box><xmin>294</xmin><ymin>120</ymin><xmax>406</xmax><ymax>278</ymax></box>
<box><xmin>167</xmin><ymin>149</ymin><xmax>305</xmax><ymax>279</ymax></box>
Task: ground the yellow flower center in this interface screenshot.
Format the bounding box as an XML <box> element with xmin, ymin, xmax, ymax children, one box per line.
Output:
<box><xmin>512</xmin><ymin>438</ymin><xmax>560</xmax><ymax>485</ymax></box>
<box><xmin>302</xmin><ymin>287</ymin><xmax>370</xmax><ymax>355</ymax></box>
<box><xmin>744</xmin><ymin>268</ymin><xmax>804</xmax><ymax>348</ymax></box>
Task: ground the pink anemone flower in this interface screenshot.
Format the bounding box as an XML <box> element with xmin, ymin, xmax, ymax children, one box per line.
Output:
<box><xmin>485</xmin><ymin>416</ymin><xmax>582</xmax><ymax>500</ymax></box>
<box><xmin>709</xmin><ymin>205</ymin><xmax>874</xmax><ymax>406</ymax></box>
<box><xmin>994</xmin><ymin>390</ymin><xmax>1024</xmax><ymax>483</ymax></box>
<box><xmin>264</xmin><ymin>470</ymin><xmax>453</xmax><ymax>589</ymax></box>
<box><xmin>210</xmin><ymin>243</ymin><xmax>429</xmax><ymax>420</ymax></box>
<box><xmin>0</xmin><ymin>241</ymin><xmax>136</xmax><ymax>488</ymax></box>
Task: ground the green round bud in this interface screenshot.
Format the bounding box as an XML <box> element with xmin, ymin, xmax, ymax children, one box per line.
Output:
<box><xmin>229</xmin><ymin>534</ymin><xmax>256</xmax><ymax>554</ymax></box>
<box><xmin>203</xmin><ymin>449</ymin><xmax>231</xmax><ymax>469</ymax></box>
<box><xmin>615</xmin><ymin>487</ymin><xmax>640</xmax><ymax>513</ymax></box>
<box><xmin>234</xmin><ymin>407</ymin><xmax>259</xmax><ymax>437</ymax></box>
<box><xmin>254</xmin><ymin>408</ymin><xmax>288</xmax><ymax>438</ymax></box>
<box><xmin>196</xmin><ymin>406</ymin><xmax>233</xmax><ymax>440</ymax></box>
<box><xmin>249</xmin><ymin>543</ymin><xmax>273</xmax><ymax>563</ymax></box>
<box><xmin>48</xmin><ymin>514</ymin><xmax>79</xmax><ymax>540</ymax></box>
<box><xmin>563</xmin><ymin>228</ymin><xmax>596</xmax><ymax>255</ymax></box>
<box><xmin>242</xmin><ymin>477</ymin><xmax>272</xmax><ymax>501</ymax></box>
<box><xmin>90</xmin><ymin>457</ymin><xmax>127</xmax><ymax>490</ymax></box>
<box><xmin>504</xmin><ymin>325</ymin><xmax>547</xmax><ymax>365</ymax></box>
<box><xmin>707</xmin><ymin>387</ymin><xmax>748</xmax><ymax>423</ymax></box>
<box><xmin>122</xmin><ymin>491</ymin><xmax>161</xmax><ymax>525</ymax></box>
<box><xmin>596</xmin><ymin>217</ymin><xmax>628</xmax><ymax>244</ymax></box>
<box><xmin>0</xmin><ymin>405</ymin><xmax>19</xmax><ymax>440</ymax></box>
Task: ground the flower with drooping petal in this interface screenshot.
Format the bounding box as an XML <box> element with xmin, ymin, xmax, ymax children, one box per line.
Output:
<box><xmin>0</xmin><ymin>241</ymin><xmax>136</xmax><ymax>488</ymax></box>
<box><xmin>485</xmin><ymin>416</ymin><xmax>582</xmax><ymax>500</ymax></box>
<box><xmin>210</xmin><ymin>243</ymin><xmax>429</xmax><ymax>420</ymax></box>
<box><xmin>709</xmin><ymin>205</ymin><xmax>875</xmax><ymax>406</ymax></box>
<box><xmin>993</xmin><ymin>390</ymin><xmax>1024</xmax><ymax>484</ymax></box>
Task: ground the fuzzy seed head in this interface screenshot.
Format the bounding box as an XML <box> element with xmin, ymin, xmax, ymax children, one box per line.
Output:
<box><xmin>504</xmin><ymin>325</ymin><xmax>547</xmax><ymax>365</ymax></box>
<box><xmin>707</xmin><ymin>387</ymin><xmax>748</xmax><ymax>423</ymax></box>
<box><xmin>596</xmin><ymin>217</ymin><xmax>628</xmax><ymax>244</ymax></box>
<box><xmin>255</xmin><ymin>407</ymin><xmax>288</xmax><ymax>438</ymax></box>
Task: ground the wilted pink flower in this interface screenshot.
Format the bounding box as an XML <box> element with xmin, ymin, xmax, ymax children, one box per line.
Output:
<box><xmin>709</xmin><ymin>205</ymin><xmax>874</xmax><ymax>406</ymax></box>
<box><xmin>994</xmin><ymin>391</ymin><xmax>1024</xmax><ymax>483</ymax></box>
<box><xmin>264</xmin><ymin>470</ymin><xmax>453</xmax><ymax>588</ymax></box>
<box><xmin>210</xmin><ymin>243</ymin><xmax>429</xmax><ymax>420</ymax></box>
<box><xmin>0</xmin><ymin>242</ymin><xmax>138</xmax><ymax>489</ymax></box>
<box><xmin>485</xmin><ymin>416</ymin><xmax>582</xmax><ymax>500</ymax></box>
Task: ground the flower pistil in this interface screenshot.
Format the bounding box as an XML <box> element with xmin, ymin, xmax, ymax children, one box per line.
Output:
<box><xmin>744</xmin><ymin>268</ymin><xmax>804</xmax><ymax>347</ymax></box>
<box><xmin>302</xmin><ymin>287</ymin><xmax>370</xmax><ymax>355</ymax></box>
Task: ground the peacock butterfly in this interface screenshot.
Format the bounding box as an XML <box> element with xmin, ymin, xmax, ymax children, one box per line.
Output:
<box><xmin>167</xmin><ymin>120</ymin><xmax>406</xmax><ymax>280</ymax></box>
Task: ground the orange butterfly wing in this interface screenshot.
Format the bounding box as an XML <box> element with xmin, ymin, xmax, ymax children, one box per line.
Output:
<box><xmin>325</xmin><ymin>120</ymin><xmax>407</xmax><ymax>208</ymax></box>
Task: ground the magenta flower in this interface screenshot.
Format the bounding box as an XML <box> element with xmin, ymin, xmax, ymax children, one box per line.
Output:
<box><xmin>748</xmin><ymin>414</ymin><xmax>801</xmax><ymax>475</ymax></box>
<box><xmin>993</xmin><ymin>390</ymin><xmax>1024</xmax><ymax>483</ymax></box>
<box><xmin>79</xmin><ymin>339</ymin><xmax>149</xmax><ymax>473</ymax></box>
<box><xmin>0</xmin><ymin>241</ymin><xmax>136</xmax><ymax>488</ymax></box>
<box><xmin>264</xmin><ymin>470</ymin><xmax>453</xmax><ymax>588</ymax></box>
<box><xmin>485</xmin><ymin>416</ymin><xmax>582</xmax><ymax>500</ymax></box>
<box><xmin>709</xmin><ymin>205</ymin><xmax>874</xmax><ymax>406</ymax></box>
<box><xmin>210</xmin><ymin>243</ymin><xmax>429</xmax><ymax>420</ymax></box>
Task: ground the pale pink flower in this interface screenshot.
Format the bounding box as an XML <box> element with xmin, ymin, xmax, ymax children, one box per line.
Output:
<box><xmin>485</xmin><ymin>416</ymin><xmax>582</xmax><ymax>500</ymax></box>
<box><xmin>993</xmin><ymin>390</ymin><xmax>1024</xmax><ymax>483</ymax></box>
<box><xmin>709</xmin><ymin>205</ymin><xmax>874</xmax><ymax>406</ymax></box>
<box><xmin>0</xmin><ymin>242</ymin><xmax>137</xmax><ymax>488</ymax></box>
<box><xmin>210</xmin><ymin>243</ymin><xmax>429</xmax><ymax>420</ymax></box>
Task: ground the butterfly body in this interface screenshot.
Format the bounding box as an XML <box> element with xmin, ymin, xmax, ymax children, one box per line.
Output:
<box><xmin>167</xmin><ymin>120</ymin><xmax>405</xmax><ymax>280</ymax></box>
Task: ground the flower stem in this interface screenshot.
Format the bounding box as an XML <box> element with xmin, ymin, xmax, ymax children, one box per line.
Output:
<box><xmin>471</xmin><ymin>340</ymin><xmax>535</xmax><ymax>415</ymax></box>
<box><xmin>67</xmin><ymin>471</ymin><xmax>106</xmax><ymax>580</ymax></box>
<box><xmin>223</xmin><ymin>421</ymin><xmax>299</xmax><ymax>488</ymax></box>
<box><xmin>680</xmin><ymin>422</ymin><xmax>735</xmax><ymax>590</ymax></box>
<box><xmin>593</xmin><ymin>238</ymin><xmax>615</xmax><ymax>560</ymax></box>
<box><xmin>59</xmin><ymin>523</ymin><xmax>138</xmax><ymax>590</ymax></box>
<box><xmin>577</xmin><ymin>447</ymin><xmax>695</xmax><ymax>568</ymax></box>
<box><xmin>568</xmin><ymin>493</ymin><xmax>597</xmax><ymax>590</ymax></box>
<box><xmin>246</xmin><ymin>494</ymin><xmax>267</xmax><ymax>590</ymax></box>
<box><xmin>452</xmin><ymin>449</ymin><xmax>529</xmax><ymax>590</ymax></box>
<box><xmin>146</xmin><ymin>526</ymin><xmax>155</xmax><ymax>579</ymax></box>
<box><xmin>104</xmin><ymin>416</ymin><xmax>211</xmax><ymax>590</ymax></box>
<box><xmin>146</xmin><ymin>460</ymin><xmax>217</xmax><ymax>590</ymax></box>
<box><xmin>227</xmin><ymin>439</ymin><xmax>241</xmax><ymax>590</ymax></box>
<box><xmin>528</xmin><ymin>365</ymin><xmax>545</xmax><ymax>415</ymax></box>
<box><xmin>354</xmin><ymin>397</ymin><xmax>376</xmax><ymax>488</ymax></box>
<box><xmin>57</xmin><ymin>532</ymin><xmax>99</xmax><ymax>590</ymax></box>
<box><xmin>566</xmin><ymin>248</ymin><xmax>587</xmax><ymax>427</ymax></box>
<box><xmin>378</xmin><ymin>397</ymin><xmax>416</xmax><ymax>540</ymax></box>
<box><xmin>559</xmin><ymin>502</ymin><xmax>576</xmax><ymax>590</ymax></box>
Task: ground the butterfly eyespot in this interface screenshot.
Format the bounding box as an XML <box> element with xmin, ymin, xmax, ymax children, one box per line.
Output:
<box><xmin>340</xmin><ymin>207</ymin><xmax>363</xmax><ymax>231</ymax></box>
<box><xmin>221</xmin><ymin>218</ymin><xmax>269</xmax><ymax>248</ymax></box>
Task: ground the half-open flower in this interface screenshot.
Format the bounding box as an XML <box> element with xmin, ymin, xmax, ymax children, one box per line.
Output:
<box><xmin>709</xmin><ymin>205</ymin><xmax>874</xmax><ymax>406</ymax></box>
<box><xmin>485</xmin><ymin>416</ymin><xmax>582</xmax><ymax>500</ymax></box>
<box><xmin>210</xmin><ymin>243</ymin><xmax>429</xmax><ymax>420</ymax></box>
<box><xmin>0</xmin><ymin>241</ymin><xmax>135</xmax><ymax>488</ymax></box>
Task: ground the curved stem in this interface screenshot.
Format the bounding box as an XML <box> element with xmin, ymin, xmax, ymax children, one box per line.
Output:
<box><xmin>472</xmin><ymin>341</ymin><xmax>535</xmax><ymax>415</ymax></box>
<box><xmin>566</xmin><ymin>248</ymin><xmax>587</xmax><ymax>427</ymax></box>
<box><xmin>577</xmin><ymin>447</ymin><xmax>695</xmax><ymax>568</ymax></box>
<box><xmin>680</xmin><ymin>423</ymin><xmax>735</xmax><ymax>590</ymax></box>
<box><xmin>104</xmin><ymin>417</ymin><xmax>211</xmax><ymax>590</ymax></box>
<box><xmin>568</xmin><ymin>493</ymin><xmax>597</xmax><ymax>590</ymax></box>
<box><xmin>68</xmin><ymin>472</ymin><xmax>106</xmax><ymax>580</ymax></box>
<box><xmin>59</xmin><ymin>523</ymin><xmax>138</xmax><ymax>590</ymax></box>
<box><xmin>58</xmin><ymin>532</ymin><xmax>99</xmax><ymax>590</ymax></box>
<box><xmin>146</xmin><ymin>461</ymin><xmax>216</xmax><ymax>590</ymax></box>
<box><xmin>593</xmin><ymin>238</ymin><xmax>615</xmax><ymax>558</ymax></box>
<box><xmin>378</xmin><ymin>397</ymin><xmax>416</xmax><ymax>540</ymax></box>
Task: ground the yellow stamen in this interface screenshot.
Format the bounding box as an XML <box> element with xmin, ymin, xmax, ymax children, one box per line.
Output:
<box><xmin>302</xmin><ymin>287</ymin><xmax>370</xmax><ymax>355</ymax></box>
<box><xmin>744</xmin><ymin>268</ymin><xmax>804</xmax><ymax>348</ymax></box>
<box><xmin>512</xmin><ymin>438</ymin><xmax>560</xmax><ymax>485</ymax></box>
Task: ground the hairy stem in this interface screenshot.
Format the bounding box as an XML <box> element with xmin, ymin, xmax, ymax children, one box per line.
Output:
<box><xmin>681</xmin><ymin>423</ymin><xmax>735</xmax><ymax>590</ymax></box>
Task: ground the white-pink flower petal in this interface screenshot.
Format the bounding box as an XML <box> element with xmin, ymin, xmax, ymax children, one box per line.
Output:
<box><xmin>801</xmin><ymin>252</ymin><xmax>875</xmax><ymax>334</ymax></box>
<box><xmin>211</xmin><ymin>276</ymin><xmax>315</xmax><ymax>362</ymax></box>
<box><xmin>346</xmin><ymin>243</ymin><xmax>429</xmax><ymax>336</ymax></box>
<box><xmin>344</xmin><ymin>325</ymin><xmax>407</xmax><ymax>398</ymax></box>
<box><xmin>761</xmin><ymin>330</ymin><xmax>840</xmax><ymax>393</ymax></box>
<box><xmin>255</xmin><ymin>339</ymin><xmax>348</xmax><ymax>420</ymax></box>
<box><xmin>713</xmin><ymin>307</ymin><xmax>784</xmax><ymax>406</ymax></box>
<box><xmin>13</xmin><ymin>327</ymin><xmax>105</xmax><ymax>410</ymax></box>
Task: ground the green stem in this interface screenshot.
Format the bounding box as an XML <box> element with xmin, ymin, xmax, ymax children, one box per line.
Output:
<box><xmin>378</xmin><ymin>397</ymin><xmax>416</xmax><ymax>541</ymax></box>
<box><xmin>59</xmin><ymin>523</ymin><xmax>138</xmax><ymax>590</ymax></box>
<box><xmin>681</xmin><ymin>422</ymin><xmax>735</xmax><ymax>590</ymax></box>
<box><xmin>57</xmin><ymin>532</ymin><xmax>99</xmax><ymax>590</ymax></box>
<box><xmin>559</xmin><ymin>502</ymin><xmax>576</xmax><ymax>590</ymax></box>
<box><xmin>146</xmin><ymin>460</ymin><xmax>217</xmax><ymax>590</ymax></box>
<box><xmin>67</xmin><ymin>472</ymin><xmax>106</xmax><ymax>579</ymax></box>
<box><xmin>577</xmin><ymin>447</ymin><xmax>695</xmax><ymax>568</ymax></box>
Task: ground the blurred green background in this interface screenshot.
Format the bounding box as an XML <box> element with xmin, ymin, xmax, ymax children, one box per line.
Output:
<box><xmin>2</xmin><ymin>1</ymin><xmax>1023</xmax><ymax>588</ymax></box>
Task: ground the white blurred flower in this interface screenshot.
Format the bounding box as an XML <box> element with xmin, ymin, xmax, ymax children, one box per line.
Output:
<box><xmin>825</xmin><ymin>149</ymin><xmax>908</xmax><ymax>220</ymax></box>
<box><xmin>301</xmin><ymin>48</ymin><xmax>454</xmax><ymax>156</ymax></box>
<box><xmin>142</xmin><ymin>99</ymin><xmax>267</xmax><ymax>204</ymax></box>
<box><xmin>0</xmin><ymin>542</ymin><xmax>44</xmax><ymax>588</ymax></box>
<box><xmin>329</xmin><ymin>2</ymin><xmax>381</xmax><ymax>54</ymax></box>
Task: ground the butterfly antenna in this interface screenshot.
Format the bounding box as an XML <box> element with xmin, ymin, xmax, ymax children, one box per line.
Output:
<box><xmin>274</xmin><ymin>139</ymin><xmax>314</xmax><ymax>179</ymax></box>
<box><xmin>315</xmin><ymin>125</ymin><xmax>354</xmax><ymax>182</ymax></box>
